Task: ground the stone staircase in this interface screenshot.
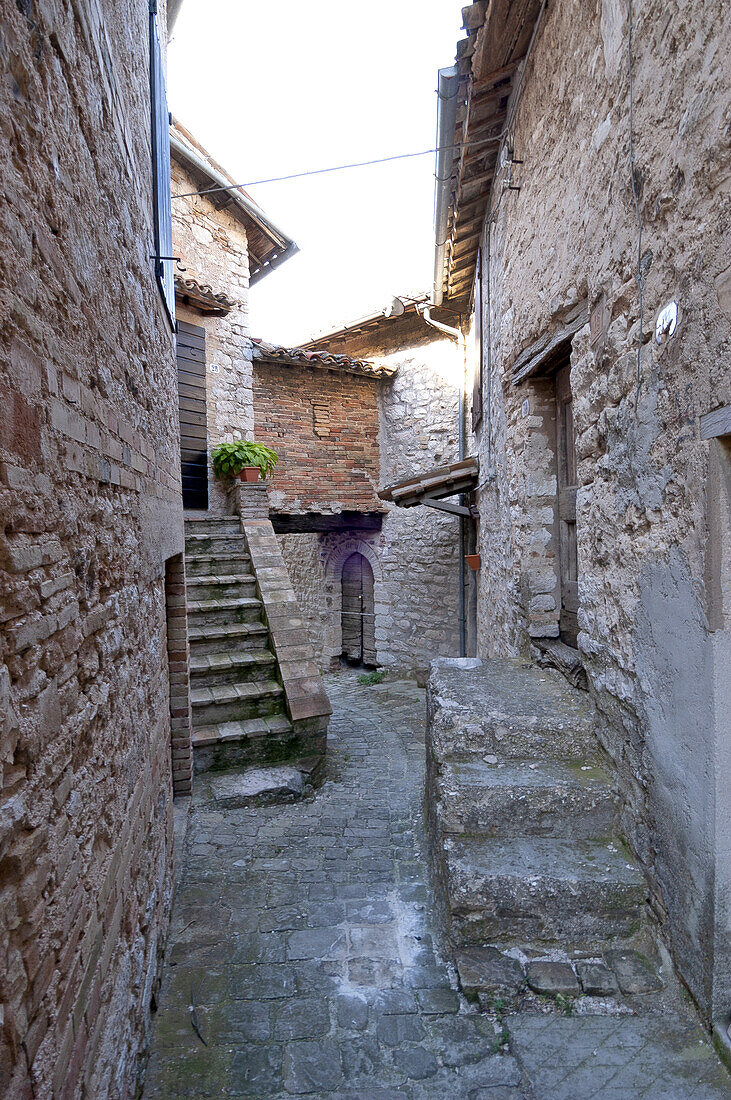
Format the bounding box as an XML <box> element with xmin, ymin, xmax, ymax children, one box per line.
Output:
<box><xmin>184</xmin><ymin>516</ymin><xmax>321</xmax><ymax>780</ymax></box>
<box><xmin>427</xmin><ymin>658</ymin><xmax>662</xmax><ymax>1004</ymax></box>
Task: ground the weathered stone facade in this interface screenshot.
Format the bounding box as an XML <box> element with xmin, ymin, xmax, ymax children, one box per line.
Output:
<box><xmin>1</xmin><ymin>0</ymin><xmax>184</xmax><ymax>1095</ymax></box>
<box><xmin>171</xmin><ymin>138</ymin><xmax>252</xmax><ymax>515</ymax></box>
<box><xmin>460</xmin><ymin>0</ymin><xmax>731</xmax><ymax>1028</ymax></box>
<box><xmin>377</xmin><ymin>340</ymin><xmax>464</xmax><ymax>670</ymax></box>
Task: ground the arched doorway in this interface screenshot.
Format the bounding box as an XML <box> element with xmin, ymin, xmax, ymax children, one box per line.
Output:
<box><xmin>341</xmin><ymin>553</ymin><xmax>376</xmax><ymax>666</ymax></box>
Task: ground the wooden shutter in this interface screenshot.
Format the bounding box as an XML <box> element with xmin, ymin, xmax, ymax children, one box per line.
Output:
<box><xmin>149</xmin><ymin>2</ymin><xmax>175</xmax><ymax>329</ymax></box>
<box><xmin>472</xmin><ymin>249</ymin><xmax>483</xmax><ymax>430</ymax></box>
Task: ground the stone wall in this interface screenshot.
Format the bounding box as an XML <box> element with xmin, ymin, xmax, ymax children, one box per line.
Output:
<box><xmin>253</xmin><ymin>361</ymin><xmax>382</xmax><ymax>513</ymax></box>
<box><xmin>171</xmin><ymin>153</ymin><xmax>251</xmax><ymax>515</ymax></box>
<box><xmin>277</xmin><ymin>534</ymin><xmax>331</xmax><ymax>665</ymax></box>
<box><xmin>377</xmin><ymin>340</ymin><xmax>463</xmax><ymax>670</ymax></box>
<box><xmin>0</xmin><ymin>1</ymin><xmax>182</xmax><ymax>1095</ymax></box>
<box><xmin>470</xmin><ymin>0</ymin><xmax>731</xmax><ymax>1022</ymax></box>
<box><xmin>277</xmin><ymin>338</ymin><xmax>464</xmax><ymax>672</ymax></box>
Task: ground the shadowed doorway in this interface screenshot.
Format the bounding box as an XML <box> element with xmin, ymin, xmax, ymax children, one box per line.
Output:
<box><xmin>341</xmin><ymin>552</ymin><xmax>376</xmax><ymax>666</ymax></box>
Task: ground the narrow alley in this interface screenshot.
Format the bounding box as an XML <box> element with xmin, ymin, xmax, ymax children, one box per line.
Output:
<box><xmin>144</xmin><ymin>672</ymin><xmax>730</xmax><ymax>1099</ymax></box>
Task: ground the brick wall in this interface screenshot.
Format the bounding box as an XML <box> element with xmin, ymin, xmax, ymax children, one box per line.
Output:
<box><xmin>253</xmin><ymin>362</ymin><xmax>382</xmax><ymax>512</ymax></box>
<box><xmin>0</xmin><ymin>1</ymin><xmax>182</xmax><ymax>1095</ymax></box>
<box><xmin>165</xmin><ymin>556</ymin><xmax>193</xmax><ymax>796</ymax></box>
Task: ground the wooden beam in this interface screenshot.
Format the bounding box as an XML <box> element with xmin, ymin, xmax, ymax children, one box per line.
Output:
<box><xmin>473</xmin><ymin>59</ymin><xmax>522</xmax><ymax>90</ymax></box>
<box><xmin>270</xmin><ymin>511</ymin><xmax>385</xmax><ymax>534</ymax></box>
<box><xmin>700</xmin><ymin>405</ymin><xmax>731</xmax><ymax>440</ymax></box>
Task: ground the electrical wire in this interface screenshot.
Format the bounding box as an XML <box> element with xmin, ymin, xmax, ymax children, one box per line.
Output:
<box><xmin>171</xmin><ymin>134</ymin><xmax>505</xmax><ymax>201</ymax></box>
<box><xmin>628</xmin><ymin>0</ymin><xmax>644</xmax><ymax>414</ymax></box>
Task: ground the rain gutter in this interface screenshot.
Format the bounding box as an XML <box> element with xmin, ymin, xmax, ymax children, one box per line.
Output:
<box><xmin>433</xmin><ymin>66</ymin><xmax>459</xmax><ymax>308</ymax></box>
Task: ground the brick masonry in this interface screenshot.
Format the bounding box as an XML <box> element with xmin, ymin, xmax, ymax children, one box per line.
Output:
<box><xmin>1</xmin><ymin>1</ymin><xmax>182</xmax><ymax>1095</ymax></box>
<box><xmin>253</xmin><ymin>360</ymin><xmax>382</xmax><ymax>514</ymax></box>
<box><xmin>165</xmin><ymin>555</ymin><xmax>193</xmax><ymax>797</ymax></box>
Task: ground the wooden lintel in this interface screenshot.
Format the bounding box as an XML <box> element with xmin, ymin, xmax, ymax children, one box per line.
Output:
<box><xmin>700</xmin><ymin>405</ymin><xmax>731</xmax><ymax>440</ymax></box>
<box><xmin>473</xmin><ymin>59</ymin><xmax>522</xmax><ymax>90</ymax></box>
<box><xmin>270</xmin><ymin>511</ymin><xmax>384</xmax><ymax>534</ymax></box>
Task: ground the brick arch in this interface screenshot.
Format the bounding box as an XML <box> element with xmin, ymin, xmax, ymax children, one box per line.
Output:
<box><xmin>321</xmin><ymin>538</ymin><xmax>383</xmax><ymax>668</ymax></box>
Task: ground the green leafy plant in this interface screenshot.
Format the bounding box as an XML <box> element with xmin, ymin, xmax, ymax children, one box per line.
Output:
<box><xmin>211</xmin><ymin>440</ymin><xmax>278</xmax><ymax>480</ymax></box>
<box><xmin>357</xmin><ymin>670</ymin><xmax>386</xmax><ymax>685</ymax></box>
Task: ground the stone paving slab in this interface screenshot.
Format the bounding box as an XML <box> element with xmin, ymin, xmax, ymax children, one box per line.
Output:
<box><xmin>145</xmin><ymin>671</ymin><xmax>730</xmax><ymax>1099</ymax></box>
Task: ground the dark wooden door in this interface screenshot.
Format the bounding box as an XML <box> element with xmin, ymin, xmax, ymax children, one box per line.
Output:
<box><xmin>177</xmin><ymin>319</ymin><xmax>208</xmax><ymax>510</ymax></box>
<box><xmin>555</xmin><ymin>363</ymin><xmax>579</xmax><ymax>647</ymax></box>
<box><xmin>341</xmin><ymin>553</ymin><xmax>376</xmax><ymax>666</ymax></box>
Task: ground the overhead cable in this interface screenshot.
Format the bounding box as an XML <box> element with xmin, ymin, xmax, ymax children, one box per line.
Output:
<box><xmin>171</xmin><ymin>134</ymin><xmax>505</xmax><ymax>200</ymax></box>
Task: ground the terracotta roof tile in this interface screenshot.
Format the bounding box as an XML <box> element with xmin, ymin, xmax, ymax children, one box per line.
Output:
<box><xmin>251</xmin><ymin>339</ymin><xmax>397</xmax><ymax>379</ymax></box>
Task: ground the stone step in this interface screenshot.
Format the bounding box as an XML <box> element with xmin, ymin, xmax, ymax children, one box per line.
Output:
<box><xmin>432</xmin><ymin>756</ymin><xmax>617</xmax><ymax>839</ymax></box>
<box><xmin>184</xmin><ymin>517</ymin><xmax>242</xmax><ymax>537</ymax></box>
<box><xmin>443</xmin><ymin>834</ymin><xmax>647</xmax><ymax>949</ymax></box>
<box><xmin>186</xmin><ymin>595</ymin><xmax>263</xmax><ymax>628</ymax></box>
<box><xmin>185</xmin><ymin>551</ymin><xmax>252</xmax><ymax>578</ymax></box>
<box><xmin>191</xmin><ymin>678</ymin><xmax>285</xmax><ymax>724</ymax></box>
<box><xmin>199</xmin><ymin>764</ymin><xmax>310</xmax><ymax>809</ymax></box>
<box><xmin>184</xmin><ymin>534</ymin><xmax>248</xmax><ymax>557</ymax></box>
<box><xmin>452</xmin><ymin>945</ymin><xmax>664</xmax><ymax>1002</ymax></box>
<box><xmin>189</xmin><ymin>648</ymin><xmax>277</xmax><ymax>688</ymax></box>
<box><xmin>185</xmin><ymin>574</ymin><xmax>257</xmax><ymax>601</ymax></box>
<box><xmin>191</xmin><ymin>715</ymin><xmax>326</xmax><ymax>775</ymax></box>
<box><xmin>187</xmin><ymin>620</ymin><xmax>270</xmax><ymax>657</ymax></box>
<box><xmin>428</xmin><ymin>658</ymin><xmax>598</xmax><ymax>763</ymax></box>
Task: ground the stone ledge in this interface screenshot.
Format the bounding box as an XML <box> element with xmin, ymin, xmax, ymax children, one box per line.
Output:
<box><xmin>233</xmin><ymin>480</ymin><xmax>269</xmax><ymax>519</ymax></box>
<box><xmin>240</xmin><ymin>518</ymin><xmax>332</xmax><ymax>748</ymax></box>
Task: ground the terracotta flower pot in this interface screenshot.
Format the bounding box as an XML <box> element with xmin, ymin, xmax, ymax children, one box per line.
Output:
<box><xmin>465</xmin><ymin>554</ymin><xmax>481</xmax><ymax>571</ymax></box>
<box><xmin>238</xmin><ymin>467</ymin><xmax>261</xmax><ymax>483</ymax></box>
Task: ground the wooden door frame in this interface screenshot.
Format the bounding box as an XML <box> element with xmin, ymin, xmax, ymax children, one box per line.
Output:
<box><xmin>554</xmin><ymin>360</ymin><xmax>579</xmax><ymax>647</ymax></box>
<box><xmin>177</xmin><ymin>319</ymin><xmax>208</xmax><ymax>510</ymax></box>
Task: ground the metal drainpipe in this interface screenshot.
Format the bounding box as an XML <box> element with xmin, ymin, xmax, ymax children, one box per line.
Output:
<box><xmin>458</xmin><ymin>343</ymin><xmax>467</xmax><ymax>658</ymax></box>
<box><xmin>419</xmin><ymin>307</ymin><xmax>467</xmax><ymax>657</ymax></box>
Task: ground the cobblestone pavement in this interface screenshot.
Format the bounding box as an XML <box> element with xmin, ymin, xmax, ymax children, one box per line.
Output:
<box><xmin>145</xmin><ymin>672</ymin><xmax>731</xmax><ymax>1099</ymax></box>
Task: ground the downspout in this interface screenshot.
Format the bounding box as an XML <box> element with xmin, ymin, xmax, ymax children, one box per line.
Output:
<box><xmin>167</xmin><ymin>0</ymin><xmax>185</xmax><ymax>33</ymax></box>
<box><xmin>431</xmin><ymin>65</ymin><xmax>466</xmax><ymax>654</ymax></box>
<box><xmin>419</xmin><ymin>307</ymin><xmax>468</xmax><ymax>657</ymax></box>
<box><xmin>433</xmin><ymin>67</ymin><xmax>459</xmax><ymax>308</ymax></box>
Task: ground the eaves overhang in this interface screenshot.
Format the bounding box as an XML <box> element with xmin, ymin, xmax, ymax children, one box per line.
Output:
<box><xmin>379</xmin><ymin>456</ymin><xmax>479</xmax><ymax>510</ymax></box>
<box><xmin>170</xmin><ymin>125</ymin><xmax>299</xmax><ymax>286</ymax></box>
<box><xmin>251</xmin><ymin>339</ymin><xmax>397</xmax><ymax>380</ymax></box>
<box><xmin>434</xmin><ymin>0</ymin><xmax>544</xmax><ymax>313</ymax></box>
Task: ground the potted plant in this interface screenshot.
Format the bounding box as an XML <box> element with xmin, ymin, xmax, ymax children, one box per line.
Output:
<box><xmin>211</xmin><ymin>440</ymin><xmax>279</xmax><ymax>483</ymax></box>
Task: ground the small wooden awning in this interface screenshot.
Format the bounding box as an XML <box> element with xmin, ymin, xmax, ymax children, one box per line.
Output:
<box><xmin>379</xmin><ymin>457</ymin><xmax>479</xmax><ymax>517</ymax></box>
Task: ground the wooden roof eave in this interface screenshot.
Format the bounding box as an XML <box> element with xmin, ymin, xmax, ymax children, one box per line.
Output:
<box><xmin>437</xmin><ymin>0</ymin><xmax>544</xmax><ymax>309</ymax></box>
<box><xmin>379</xmin><ymin>457</ymin><xmax>479</xmax><ymax>506</ymax></box>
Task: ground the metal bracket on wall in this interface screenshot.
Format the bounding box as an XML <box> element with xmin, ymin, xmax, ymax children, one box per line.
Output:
<box><xmin>420</xmin><ymin>495</ymin><xmax>478</xmax><ymax>519</ymax></box>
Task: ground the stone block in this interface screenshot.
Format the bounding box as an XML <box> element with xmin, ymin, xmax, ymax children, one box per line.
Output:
<box><xmin>526</xmin><ymin>960</ymin><xmax>579</xmax><ymax>996</ymax></box>
<box><xmin>575</xmin><ymin>961</ymin><xmax>618</xmax><ymax>996</ymax></box>
<box><xmin>454</xmin><ymin>948</ymin><xmax>524</xmax><ymax>999</ymax></box>
<box><xmin>604</xmin><ymin>950</ymin><xmax>663</xmax><ymax>994</ymax></box>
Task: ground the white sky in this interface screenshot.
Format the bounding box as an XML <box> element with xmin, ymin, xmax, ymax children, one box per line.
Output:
<box><xmin>167</xmin><ymin>0</ymin><xmax>464</xmax><ymax>346</ymax></box>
